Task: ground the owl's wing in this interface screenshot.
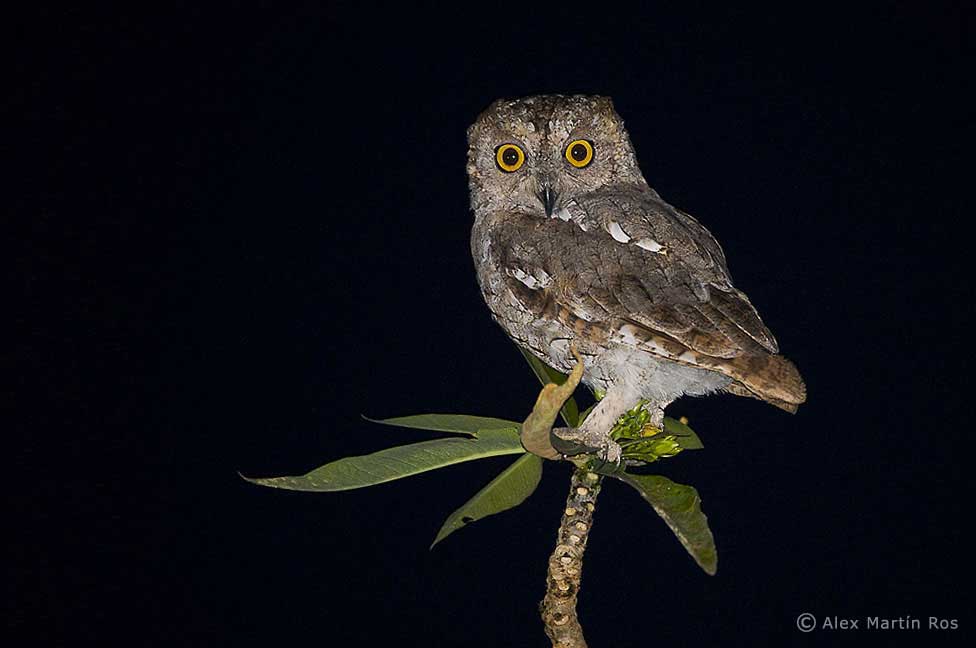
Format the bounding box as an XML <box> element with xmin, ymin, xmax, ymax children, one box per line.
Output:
<box><xmin>489</xmin><ymin>189</ymin><xmax>805</xmax><ymax>409</ymax></box>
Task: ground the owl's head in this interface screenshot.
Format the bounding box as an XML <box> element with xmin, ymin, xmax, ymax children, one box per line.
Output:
<box><xmin>466</xmin><ymin>95</ymin><xmax>646</xmax><ymax>217</ymax></box>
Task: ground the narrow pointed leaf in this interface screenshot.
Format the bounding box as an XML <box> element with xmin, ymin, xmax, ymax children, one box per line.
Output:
<box><xmin>663</xmin><ymin>417</ymin><xmax>704</xmax><ymax>450</ymax></box>
<box><xmin>364</xmin><ymin>413</ymin><xmax>520</xmax><ymax>438</ymax></box>
<box><xmin>615</xmin><ymin>473</ymin><xmax>718</xmax><ymax>575</ymax></box>
<box><xmin>518</xmin><ymin>347</ymin><xmax>580</xmax><ymax>427</ymax></box>
<box><xmin>242</xmin><ymin>428</ymin><xmax>525</xmax><ymax>492</ymax></box>
<box><xmin>431</xmin><ymin>453</ymin><xmax>543</xmax><ymax>548</ymax></box>
<box><xmin>578</xmin><ymin>403</ymin><xmax>597</xmax><ymax>424</ymax></box>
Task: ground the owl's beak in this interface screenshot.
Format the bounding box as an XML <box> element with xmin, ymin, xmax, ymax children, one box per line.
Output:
<box><xmin>537</xmin><ymin>182</ymin><xmax>558</xmax><ymax>217</ymax></box>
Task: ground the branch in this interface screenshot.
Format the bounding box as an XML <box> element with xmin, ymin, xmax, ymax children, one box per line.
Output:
<box><xmin>540</xmin><ymin>467</ymin><xmax>602</xmax><ymax>648</ymax></box>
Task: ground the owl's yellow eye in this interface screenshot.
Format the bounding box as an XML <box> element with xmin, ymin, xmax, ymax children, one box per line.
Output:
<box><xmin>565</xmin><ymin>139</ymin><xmax>594</xmax><ymax>168</ymax></box>
<box><xmin>495</xmin><ymin>144</ymin><xmax>525</xmax><ymax>172</ymax></box>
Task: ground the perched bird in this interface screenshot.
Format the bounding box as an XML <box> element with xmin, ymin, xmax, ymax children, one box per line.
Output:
<box><xmin>467</xmin><ymin>95</ymin><xmax>806</xmax><ymax>460</ymax></box>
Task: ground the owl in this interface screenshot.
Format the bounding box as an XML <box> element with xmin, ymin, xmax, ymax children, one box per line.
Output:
<box><xmin>467</xmin><ymin>95</ymin><xmax>806</xmax><ymax>460</ymax></box>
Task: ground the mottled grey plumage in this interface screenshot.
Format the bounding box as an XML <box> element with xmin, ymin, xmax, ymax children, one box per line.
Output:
<box><xmin>468</xmin><ymin>95</ymin><xmax>805</xmax><ymax>459</ymax></box>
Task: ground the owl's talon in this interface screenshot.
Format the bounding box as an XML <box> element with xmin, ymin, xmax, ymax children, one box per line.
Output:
<box><xmin>550</xmin><ymin>427</ymin><xmax>621</xmax><ymax>466</ymax></box>
<box><xmin>550</xmin><ymin>428</ymin><xmax>596</xmax><ymax>456</ymax></box>
<box><xmin>600</xmin><ymin>440</ymin><xmax>623</xmax><ymax>464</ymax></box>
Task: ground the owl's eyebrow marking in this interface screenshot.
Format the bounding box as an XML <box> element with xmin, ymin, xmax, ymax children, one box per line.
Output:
<box><xmin>540</xmin><ymin>104</ymin><xmax>556</xmax><ymax>141</ymax></box>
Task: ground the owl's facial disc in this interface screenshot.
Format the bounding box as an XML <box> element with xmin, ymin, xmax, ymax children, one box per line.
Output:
<box><xmin>466</xmin><ymin>95</ymin><xmax>647</xmax><ymax>217</ymax></box>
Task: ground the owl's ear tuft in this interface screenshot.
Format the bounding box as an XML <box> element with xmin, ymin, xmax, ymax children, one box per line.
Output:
<box><xmin>482</xmin><ymin>97</ymin><xmax>513</xmax><ymax>120</ymax></box>
<box><xmin>596</xmin><ymin>97</ymin><xmax>629</xmax><ymax>135</ymax></box>
<box><xmin>469</xmin><ymin>98</ymin><xmax>510</xmax><ymax>143</ymax></box>
<box><xmin>591</xmin><ymin>96</ymin><xmax>615</xmax><ymax>112</ymax></box>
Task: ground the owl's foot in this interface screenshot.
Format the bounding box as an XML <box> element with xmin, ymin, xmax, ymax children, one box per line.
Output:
<box><xmin>519</xmin><ymin>344</ymin><xmax>625</xmax><ymax>465</ymax></box>
<box><xmin>552</xmin><ymin>386</ymin><xmax>655</xmax><ymax>466</ymax></box>
<box><xmin>551</xmin><ymin>427</ymin><xmax>623</xmax><ymax>464</ymax></box>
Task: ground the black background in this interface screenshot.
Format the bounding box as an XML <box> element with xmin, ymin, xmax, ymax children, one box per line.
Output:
<box><xmin>11</xmin><ymin>3</ymin><xmax>971</xmax><ymax>646</ymax></box>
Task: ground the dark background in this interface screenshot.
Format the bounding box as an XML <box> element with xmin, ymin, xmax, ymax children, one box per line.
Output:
<box><xmin>11</xmin><ymin>3</ymin><xmax>971</xmax><ymax>646</ymax></box>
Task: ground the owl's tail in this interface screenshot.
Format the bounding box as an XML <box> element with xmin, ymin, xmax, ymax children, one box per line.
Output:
<box><xmin>719</xmin><ymin>353</ymin><xmax>807</xmax><ymax>413</ymax></box>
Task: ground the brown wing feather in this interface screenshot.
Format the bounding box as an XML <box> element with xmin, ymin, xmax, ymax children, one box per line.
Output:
<box><xmin>708</xmin><ymin>287</ymin><xmax>779</xmax><ymax>353</ymax></box>
<box><xmin>489</xmin><ymin>201</ymin><xmax>805</xmax><ymax>410</ymax></box>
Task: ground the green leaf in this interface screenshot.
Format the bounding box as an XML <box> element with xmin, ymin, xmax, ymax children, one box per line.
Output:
<box><xmin>242</xmin><ymin>428</ymin><xmax>525</xmax><ymax>492</ymax></box>
<box><xmin>619</xmin><ymin>435</ymin><xmax>684</xmax><ymax>464</ymax></box>
<box><xmin>615</xmin><ymin>473</ymin><xmax>718</xmax><ymax>575</ymax></box>
<box><xmin>663</xmin><ymin>417</ymin><xmax>704</xmax><ymax>450</ymax></box>
<box><xmin>518</xmin><ymin>347</ymin><xmax>580</xmax><ymax>427</ymax></box>
<box><xmin>431</xmin><ymin>453</ymin><xmax>543</xmax><ymax>548</ymax></box>
<box><xmin>577</xmin><ymin>403</ymin><xmax>597</xmax><ymax>424</ymax></box>
<box><xmin>363</xmin><ymin>413</ymin><xmax>521</xmax><ymax>438</ymax></box>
